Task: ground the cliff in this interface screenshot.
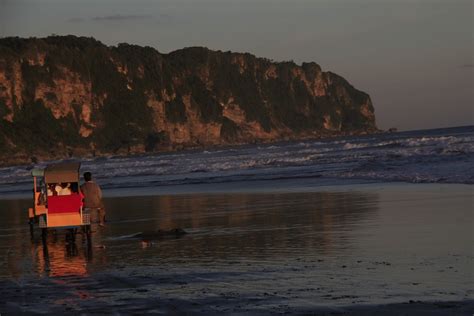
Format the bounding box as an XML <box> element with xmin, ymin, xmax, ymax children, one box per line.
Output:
<box><xmin>0</xmin><ymin>36</ymin><xmax>377</xmax><ymax>165</ymax></box>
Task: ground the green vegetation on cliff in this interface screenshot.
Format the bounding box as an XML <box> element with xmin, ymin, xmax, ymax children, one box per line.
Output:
<box><xmin>0</xmin><ymin>35</ymin><xmax>377</xmax><ymax>164</ymax></box>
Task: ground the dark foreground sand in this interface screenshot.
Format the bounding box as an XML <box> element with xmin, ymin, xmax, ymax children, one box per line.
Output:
<box><xmin>0</xmin><ymin>183</ymin><xmax>472</xmax><ymax>315</ymax></box>
<box><xmin>1</xmin><ymin>274</ymin><xmax>473</xmax><ymax>315</ymax></box>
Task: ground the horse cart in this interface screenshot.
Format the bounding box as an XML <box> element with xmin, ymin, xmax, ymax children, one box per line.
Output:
<box><xmin>28</xmin><ymin>162</ymin><xmax>91</xmax><ymax>243</ymax></box>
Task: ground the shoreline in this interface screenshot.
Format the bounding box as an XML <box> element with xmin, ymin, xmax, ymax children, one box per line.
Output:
<box><xmin>0</xmin><ymin>128</ymin><xmax>383</xmax><ymax>168</ymax></box>
<box><xmin>1</xmin><ymin>125</ymin><xmax>471</xmax><ymax>200</ymax></box>
<box><xmin>1</xmin><ymin>179</ymin><xmax>472</xmax><ymax>201</ymax></box>
<box><xmin>2</xmin><ymin>124</ymin><xmax>470</xmax><ymax>169</ymax></box>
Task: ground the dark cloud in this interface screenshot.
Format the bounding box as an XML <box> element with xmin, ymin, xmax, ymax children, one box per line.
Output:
<box><xmin>460</xmin><ymin>64</ymin><xmax>474</xmax><ymax>68</ymax></box>
<box><xmin>91</xmin><ymin>14</ymin><xmax>152</xmax><ymax>21</ymax></box>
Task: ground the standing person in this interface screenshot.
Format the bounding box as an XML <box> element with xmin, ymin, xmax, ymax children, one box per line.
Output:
<box><xmin>80</xmin><ymin>172</ymin><xmax>105</xmax><ymax>226</ymax></box>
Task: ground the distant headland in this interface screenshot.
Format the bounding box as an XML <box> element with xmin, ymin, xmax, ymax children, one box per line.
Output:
<box><xmin>0</xmin><ymin>35</ymin><xmax>377</xmax><ymax>166</ymax></box>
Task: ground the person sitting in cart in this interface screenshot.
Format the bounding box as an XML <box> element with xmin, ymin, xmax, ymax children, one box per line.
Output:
<box><xmin>37</xmin><ymin>179</ymin><xmax>47</xmax><ymax>205</ymax></box>
<box><xmin>80</xmin><ymin>172</ymin><xmax>106</xmax><ymax>226</ymax></box>
<box><xmin>58</xmin><ymin>183</ymin><xmax>72</xmax><ymax>196</ymax></box>
<box><xmin>54</xmin><ymin>183</ymin><xmax>64</xmax><ymax>195</ymax></box>
<box><xmin>47</xmin><ymin>184</ymin><xmax>54</xmax><ymax>196</ymax></box>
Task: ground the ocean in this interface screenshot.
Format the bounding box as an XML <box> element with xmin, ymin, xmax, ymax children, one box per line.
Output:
<box><xmin>0</xmin><ymin>125</ymin><xmax>473</xmax><ymax>198</ymax></box>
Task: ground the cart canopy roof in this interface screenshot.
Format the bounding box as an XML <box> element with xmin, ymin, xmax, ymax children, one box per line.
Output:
<box><xmin>44</xmin><ymin>162</ymin><xmax>81</xmax><ymax>183</ymax></box>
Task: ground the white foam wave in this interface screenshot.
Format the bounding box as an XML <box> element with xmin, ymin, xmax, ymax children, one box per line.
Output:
<box><xmin>0</xmin><ymin>127</ymin><xmax>472</xmax><ymax>196</ymax></box>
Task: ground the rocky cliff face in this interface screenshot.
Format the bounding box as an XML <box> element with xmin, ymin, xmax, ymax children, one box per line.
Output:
<box><xmin>0</xmin><ymin>36</ymin><xmax>377</xmax><ymax>165</ymax></box>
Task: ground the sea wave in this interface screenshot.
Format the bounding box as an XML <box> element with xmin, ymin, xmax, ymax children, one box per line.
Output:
<box><xmin>0</xmin><ymin>126</ymin><xmax>472</xmax><ymax>197</ymax></box>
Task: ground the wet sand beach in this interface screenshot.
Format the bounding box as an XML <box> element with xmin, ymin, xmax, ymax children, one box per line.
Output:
<box><xmin>0</xmin><ymin>183</ymin><xmax>473</xmax><ymax>314</ymax></box>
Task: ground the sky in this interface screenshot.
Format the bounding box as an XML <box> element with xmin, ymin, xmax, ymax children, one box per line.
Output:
<box><xmin>0</xmin><ymin>0</ymin><xmax>472</xmax><ymax>130</ymax></box>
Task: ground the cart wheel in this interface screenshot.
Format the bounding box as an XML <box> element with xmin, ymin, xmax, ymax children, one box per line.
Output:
<box><xmin>29</xmin><ymin>219</ymin><xmax>34</xmax><ymax>240</ymax></box>
<box><xmin>66</xmin><ymin>228</ymin><xmax>76</xmax><ymax>243</ymax></box>
<box><xmin>85</xmin><ymin>225</ymin><xmax>92</xmax><ymax>245</ymax></box>
<box><xmin>41</xmin><ymin>228</ymin><xmax>48</xmax><ymax>244</ymax></box>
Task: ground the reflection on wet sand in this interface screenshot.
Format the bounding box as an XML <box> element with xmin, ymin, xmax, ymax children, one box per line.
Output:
<box><xmin>103</xmin><ymin>191</ymin><xmax>379</xmax><ymax>262</ymax></box>
<box><xmin>36</xmin><ymin>235</ymin><xmax>91</xmax><ymax>278</ymax></box>
<box><xmin>2</xmin><ymin>191</ymin><xmax>379</xmax><ymax>279</ymax></box>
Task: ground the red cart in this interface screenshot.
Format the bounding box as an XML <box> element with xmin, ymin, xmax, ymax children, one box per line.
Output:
<box><xmin>28</xmin><ymin>162</ymin><xmax>91</xmax><ymax>243</ymax></box>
